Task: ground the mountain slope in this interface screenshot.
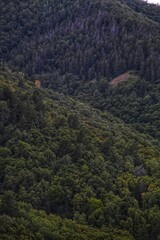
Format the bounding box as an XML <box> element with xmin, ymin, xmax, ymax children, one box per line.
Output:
<box><xmin>119</xmin><ymin>0</ymin><xmax>160</xmax><ymax>24</ymax></box>
<box><xmin>1</xmin><ymin>0</ymin><xmax>160</xmax><ymax>84</ymax></box>
<box><xmin>1</xmin><ymin>0</ymin><xmax>160</xmax><ymax>141</ymax></box>
<box><xmin>78</xmin><ymin>72</ymin><xmax>160</xmax><ymax>139</ymax></box>
<box><xmin>1</xmin><ymin>68</ymin><xmax>160</xmax><ymax>239</ymax></box>
<box><xmin>0</xmin><ymin>202</ymin><xmax>118</xmax><ymax>240</ymax></box>
<box><xmin>1</xmin><ymin>0</ymin><xmax>160</xmax><ymax>239</ymax></box>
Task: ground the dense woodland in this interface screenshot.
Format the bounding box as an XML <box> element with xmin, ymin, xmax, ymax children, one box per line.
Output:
<box><xmin>120</xmin><ymin>0</ymin><xmax>160</xmax><ymax>24</ymax></box>
<box><xmin>1</xmin><ymin>0</ymin><xmax>160</xmax><ymax>82</ymax></box>
<box><xmin>1</xmin><ymin>68</ymin><xmax>160</xmax><ymax>239</ymax></box>
<box><xmin>73</xmin><ymin>73</ymin><xmax>160</xmax><ymax>139</ymax></box>
<box><xmin>1</xmin><ymin>0</ymin><xmax>160</xmax><ymax>239</ymax></box>
<box><xmin>1</xmin><ymin>0</ymin><xmax>160</xmax><ymax>139</ymax></box>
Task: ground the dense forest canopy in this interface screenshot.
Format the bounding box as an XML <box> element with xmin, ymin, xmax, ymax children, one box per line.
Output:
<box><xmin>119</xmin><ymin>0</ymin><xmax>160</xmax><ymax>24</ymax></box>
<box><xmin>1</xmin><ymin>68</ymin><xmax>160</xmax><ymax>239</ymax></box>
<box><xmin>1</xmin><ymin>0</ymin><xmax>160</xmax><ymax>139</ymax></box>
<box><xmin>1</xmin><ymin>0</ymin><xmax>160</xmax><ymax>82</ymax></box>
<box><xmin>0</xmin><ymin>0</ymin><xmax>160</xmax><ymax>239</ymax></box>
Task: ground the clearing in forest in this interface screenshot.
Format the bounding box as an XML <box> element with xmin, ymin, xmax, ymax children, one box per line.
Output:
<box><xmin>110</xmin><ymin>71</ymin><xmax>131</xmax><ymax>86</ymax></box>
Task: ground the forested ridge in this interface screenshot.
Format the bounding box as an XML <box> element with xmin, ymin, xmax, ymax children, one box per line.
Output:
<box><xmin>1</xmin><ymin>0</ymin><xmax>160</xmax><ymax>139</ymax></box>
<box><xmin>77</xmin><ymin>73</ymin><xmax>160</xmax><ymax>140</ymax></box>
<box><xmin>1</xmin><ymin>0</ymin><xmax>160</xmax><ymax>239</ymax></box>
<box><xmin>1</xmin><ymin>68</ymin><xmax>160</xmax><ymax>239</ymax></box>
<box><xmin>119</xmin><ymin>0</ymin><xmax>160</xmax><ymax>24</ymax></box>
<box><xmin>1</xmin><ymin>0</ymin><xmax>160</xmax><ymax>83</ymax></box>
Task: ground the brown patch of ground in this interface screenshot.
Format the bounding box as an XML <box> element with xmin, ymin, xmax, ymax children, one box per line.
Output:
<box><xmin>35</xmin><ymin>80</ymin><xmax>41</xmax><ymax>88</ymax></box>
<box><xmin>110</xmin><ymin>71</ymin><xmax>131</xmax><ymax>87</ymax></box>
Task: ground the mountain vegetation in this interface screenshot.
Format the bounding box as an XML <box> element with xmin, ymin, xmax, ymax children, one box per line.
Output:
<box><xmin>1</xmin><ymin>68</ymin><xmax>160</xmax><ymax>239</ymax></box>
<box><xmin>0</xmin><ymin>0</ymin><xmax>160</xmax><ymax>239</ymax></box>
<box><xmin>76</xmin><ymin>73</ymin><xmax>160</xmax><ymax>139</ymax></box>
<box><xmin>1</xmin><ymin>0</ymin><xmax>160</xmax><ymax>139</ymax></box>
<box><xmin>1</xmin><ymin>0</ymin><xmax>160</xmax><ymax>83</ymax></box>
<box><xmin>119</xmin><ymin>0</ymin><xmax>160</xmax><ymax>24</ymax></box>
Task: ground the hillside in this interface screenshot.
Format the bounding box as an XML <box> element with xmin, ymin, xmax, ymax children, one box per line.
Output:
<box><xmin>1</xmin><ymin>0</ymin><xmax>160</xmax><ymax>83</ymax></box>
<box><xmin>119</xmin><ymin>0</ymin><xmax>160</xmax><ymax>24</ymax></box>
<box><xmin>78</xmin><ymin>72</ymin><xmax>160</xmax><ymax>139</ymax></box>
<box><xmin>1</xmin><ymin>68</ymin><xmax>160</xmax><ymax>239</ymax></box>
<box><xmin>1</xmin><ymin>0</ymin><xmax>160</xmax><ymax>239</ymax></box>
<box><xmin>1</xmin><ymin>0</ymin><xmax>160</xmax><ymax>140</ymax></box>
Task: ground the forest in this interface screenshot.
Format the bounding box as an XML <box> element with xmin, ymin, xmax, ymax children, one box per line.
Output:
<box><xmin>0</xmin><ymin>0</ymin><xmax>160</xmax><ymax>239</ymax></box>
<box><xmin>1</xmin><ymin>67</ymin><xmax>160</xmax><ymax>239</ymax></box>
<box><xmin>1</xmin><ymin>0</ymin><xmax>160</xmax><ymax>82</ymax></box>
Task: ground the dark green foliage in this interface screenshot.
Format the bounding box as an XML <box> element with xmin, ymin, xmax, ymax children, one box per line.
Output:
<box><xmin>0</xmin><ymin>202</ymin><xmax>133</xmax><ymax>240</ymax></box>
<box><xmin>0</xmin><ymin>70</ymin><xmax>160</xmax><ymax>239</ymax></box>
<box><xmin>119</xmin><ymin>0</ymin><xmax>160</xmax><ymax>24</ymax></box>
<box><xmin>1</xmin><ymin>0</ymin><xmax>160</xmax><ymax>84</ymax></box>
<box><xmin>105</xmin><ymin>78</ymin><xmax>160</xmax><ymax>139</ymax></box>
<box><xmin>1</xmin><ymin>0</ymin><xmax>160</xmax><ymax>142</ymax></box>
<box><xmin>83</xmin><ymin>75</ymin><xmax>160</xmax><ymax>139</ymax></box>
<box><xmin>1</xmin><ymin>0</ymin><xmax>160</xmax><ymax>239</ymax></box>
